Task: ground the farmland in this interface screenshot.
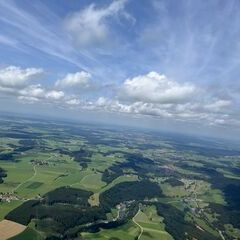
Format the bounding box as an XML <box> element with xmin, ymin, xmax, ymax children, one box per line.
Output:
<box><xmin>0</xmin><ymin>220</ymin><xmax>26</xmax><ymax>240</ymax></box>
<box><xmin>0</xmin><ymin>115</ymin><xmax>240</xmax><ymax>240</ymax></box>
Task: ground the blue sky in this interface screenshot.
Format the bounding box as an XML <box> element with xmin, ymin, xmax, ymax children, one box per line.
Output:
<box><xmin>0</xmin><ymin>0</ymin><xmax>239</xmax><ymax>139</ymax></box>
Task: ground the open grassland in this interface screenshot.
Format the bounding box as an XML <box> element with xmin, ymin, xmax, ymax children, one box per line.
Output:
<box><xmin>0</xmin><ymin>201</ymin><xmax>23</xmax><ymax>221</ymax></box>
<box><xmin>9</xmin><ymin>226</ymin><xmax>44</xmax><ymax>240</ymax></box>
<box><xmin>81</xmin><ymin>221</ymin><xmax>140</xmax><ymax>240</ymax></box>
<box><xmin>0</xmin><ymin>161</ymin><xmax>34</xmax><ymax>193</ymax></box>
<box><xmin>0</xmin><ymin>151</ymin><xmax>91</xmax><ymax>197</ymax></box>
<box><xmin>201</xmin><ymin>189</ymin><xmax>226</xmax><ymax>205</ymax></box>
<box><xmin>78</xmin><ymin>173</ymin><xmax>106</xmax><ymax>191</ymax></box>
<box><xmin>133</xmin><ymin>205</ymin><xmax>174</xmax><ymax>240</ymax></box>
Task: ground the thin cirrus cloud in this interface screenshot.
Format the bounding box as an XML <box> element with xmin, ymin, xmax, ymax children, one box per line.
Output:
<box><xmin>0</xmin><ymin>0</ymin><xmax>94</xmax><ymax>71</ymax></box>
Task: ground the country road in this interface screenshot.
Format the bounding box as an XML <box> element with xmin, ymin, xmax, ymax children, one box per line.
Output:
<box><xmin>132</xmin><ymin>207</ymin><xmax>144</xmax><ymax>240</ymax></box>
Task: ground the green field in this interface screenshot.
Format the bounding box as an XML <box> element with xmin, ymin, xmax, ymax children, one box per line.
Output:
<box><xmin>9</xmin><ymin>227</ymin><xmax>44</xmax><ymax>240</ymax></box>
<box><xmin>133</xmin><ymin>206</ymin><xmax>174</xmax><ymax>240</ymax></box>
<box><xmin>82</xmin><ymin>221</ymin><xmax>139</xmax><ymax>240</ymax></box>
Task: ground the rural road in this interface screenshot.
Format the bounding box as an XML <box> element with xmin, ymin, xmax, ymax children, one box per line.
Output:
<box><xmin>12</xmin><ymin>153</ymin><xmax>58</xmax><ymax>193</ymax></box>
<box><xmin>132</xmin><ymin>207</ymin><xmax>144</xmax><ymax>240</ymax></box>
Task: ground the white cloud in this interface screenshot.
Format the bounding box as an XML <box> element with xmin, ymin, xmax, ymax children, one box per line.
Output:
<box><xmin>0</xmin><ymin>66</ymin><xmax>43</xmax><ymax>88</ymax></box>
<box><xmin>18</xmin><ymin>84</ymin><xmax>64</xmax><ymax>102</ymax></box>
<box><xmin>0</xmin><ymin>65</ymin><xmax>237</xmax><ymax>129</ymax></box>
<box><xmin>19</xmin><ymin>84</ymin><xmax>45</xmax><ymax>98</ymax></box>
<box><xmin>95</xmin><ymin>97</ymin><xmax>171</xmax><ymax>117</ymax></box>
<box><xmin>96</xmin><ymin>96</ymin><xmax>108</xmax><ymax>106</ymax></box>
<box><xmin>205</xmin><ymin>99</ymin><xmax>231</xmax><ymax>112</ymax></box>
<box><xmin>66</xmin><ymin>98</ymin><xmax>81</xmax><ymax>105</ymax></box>
<box><xmin>0</xmin><ymin>66</ymin><xmax>64</xmax><ymax>105</ymax></box>
<box><xmin>90</xmin><ymin>70</ymin><xmax>237</xmax><ymax>128</ymax></box>
<box><xmin>92</xmin><ymin>96</ymin><xmax>237</xmax><ymax>127</ymax></box>
<box><xmin>121</xmin><ymin>72</ymin><xmax>196</xmax><ymax>104</ymax></box>
<box><xmin>64</xmin><ymin>0</ymin><xmax>128</xmax><ymax>47</ymax></box>
<box><xmin>45</xmin><ymin>90</ymin><xmax>64</xmax><ymax>100</ymax></box>
<box><xmin>55</xmin><ymin>71</ymin><xmax>91</xmax><ymax>88</ymax></box>
<box><xmin>80</xmin><ymin>71</ymin><xmax>238</xmax><ymax>128</ymax></box>
<box><xmin>18</xmin><ymin>95</ymin><xmax>39</xmax><ymax>103</ymax></box>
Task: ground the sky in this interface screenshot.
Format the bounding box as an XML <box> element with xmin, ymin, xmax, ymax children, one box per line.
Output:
<box><xmin>0</xmin><ymin>0</ymin><xmax>240</xmax><ymax>139</ymax></box>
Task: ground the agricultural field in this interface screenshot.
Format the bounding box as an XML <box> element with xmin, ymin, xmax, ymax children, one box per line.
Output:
<box><xmin>0</xmin><ymin>220</ymin><xmax>26</xmax><ymax>240</ymax></box>
<box><xmin>0</xmin><ymin>115</ymin><xmax>240</xmax><ymax>240</ymax></box>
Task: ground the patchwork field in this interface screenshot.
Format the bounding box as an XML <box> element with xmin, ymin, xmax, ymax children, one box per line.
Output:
<box><xmin>0</xmin><ymin>115</ymin><xmax>239</xmax><ymax>240</ymax></box>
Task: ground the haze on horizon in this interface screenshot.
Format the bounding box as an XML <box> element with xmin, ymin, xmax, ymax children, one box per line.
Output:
<box><xmin>0</xmin><ymin>0</ymin><xmax>240</xmax><ymax>140</ymax></box>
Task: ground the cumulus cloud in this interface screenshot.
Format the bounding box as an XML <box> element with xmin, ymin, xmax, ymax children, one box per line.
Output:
<box><xmin>0</xmin><ymin>66</ymin><xmax>43</xmax><ymax>88</ymax></box>
<box><xmin>18</xmin><ymin>95</ymin><xmax>40</xmax><ymax>102</ymax></box>
<box><xmin>95</xmin><ymin>97</ymin><xmax>171</xmax><ymax>117</ymax></box>
<box><xmin>19</xmin><ymin>84</ymin><xmax>45</xmax><ymax>98</ymax></box>
<box><xmin>92</xmin><ymin>96</ymin><xmax>237</xmax><ymax>127</ymax></box>
<box><xmin>55</xmin><ymin>71</ymin><xmax>91</xmax><ymax>88</ymax></box>
<box><xmin>64</xmin><ymin>0</ymin><xmax>128</xmax><ymax>47</ymax></box>
<box><xmin>121</xmin><ymin>72</ymin><xmax>196</xmax><ymax>104</ymax></box>
<box><xmin>66</xmin><ymin>98</ymin><xmax>81</xmax><ymax>105</ymax></box>
<box><xmin>0</xmin><ymin>65</ymin><xmax>237</xmax><ymax>129</ymax></box>
<box><xmin>0</xmin><ymin>66</ymin><xmax>65</xmax><ymax>105</ymax></box>
<box><xmin>18</xmin><ymin>84</ymin><xmax>64</xmax><ymax>102</ymax></box>
<box><xmin>46</xmin><ymin>90</ymin><xmax>64</xmax><ymax>100</ymax></box>
<box><xmin>87</xmin><ymin>71</ymin><xmax>237</xmax><ymax>128</ymax></box>
<box><xmin>204</xmin><ymin>99</ymin><xmax>232</xmax><ymax>112</ymax></box>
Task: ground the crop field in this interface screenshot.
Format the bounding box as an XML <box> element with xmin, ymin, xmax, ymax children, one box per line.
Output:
<box><xmin>0</xmin><ymin>115</ymin><xmax>240</xmax><ymax>240</ymax></box>
<box><xmin>0</xmin><ymin>220</ymin><xmax>26</xmax><ymax>240</ymax></box>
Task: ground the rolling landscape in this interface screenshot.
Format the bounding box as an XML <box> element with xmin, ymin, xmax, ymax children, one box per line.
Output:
<box><xmin>1</xmin><ymin>0</ymin><xmax>240</xmax><ymax>239</ymax></box>
<box><xmin>0</xmin><ymin>114</ymin><xmax>239</xmax><ymax>240</ymax></box>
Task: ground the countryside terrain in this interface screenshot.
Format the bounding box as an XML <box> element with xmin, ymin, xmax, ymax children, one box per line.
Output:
<box><xmin>0</xmin><ymin>114</ymin><xmax>240</xmax><ymax>240</ymax></box>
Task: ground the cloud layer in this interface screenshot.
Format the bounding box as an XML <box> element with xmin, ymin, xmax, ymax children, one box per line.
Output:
<box><xmin>0</xmin><ymin>65</ymin><xmax>238</xmax><ymax>130</ymax></box>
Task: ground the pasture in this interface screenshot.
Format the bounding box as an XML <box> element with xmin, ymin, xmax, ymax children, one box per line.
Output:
<box><xmin>133</xmin><ymin>205</ymin><xmax>173</xmax><ymax>240</ymax></box>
